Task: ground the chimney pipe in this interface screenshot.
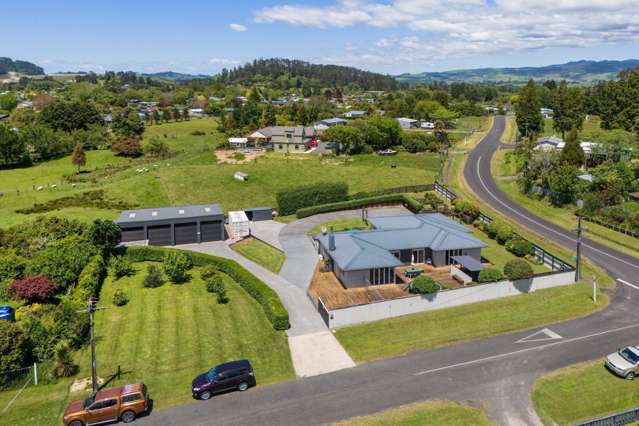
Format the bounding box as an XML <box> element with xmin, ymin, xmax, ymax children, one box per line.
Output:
<box><xmin>329</xmin><ymin>227</ymin><xmax>336</xmax><ymax>251</ymax></box>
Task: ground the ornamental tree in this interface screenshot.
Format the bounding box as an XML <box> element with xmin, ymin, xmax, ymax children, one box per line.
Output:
<box><xmin>10</xmin><ymin>276</ymin><xmax>57</xmax><ymax>303</ymax></box>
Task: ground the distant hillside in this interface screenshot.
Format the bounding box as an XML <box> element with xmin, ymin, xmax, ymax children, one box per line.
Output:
<box><xmin>142</xmin><ymin>71</ymin><xmax>210</xmax><ymax>81</ymax></box>
<box><xmin>396</xmin><ymin>59</ymin><xmax>639</xmax><ymax>85</ymax></box>
<box><xmin>222</xmin><ymin>58</ymin><xmax>400</xmax><ymax>90</ymax></box>
<box><xmin>0</xmin><ymin>57</ymin><xmax>44</xmax><ymax>75</ymax></box>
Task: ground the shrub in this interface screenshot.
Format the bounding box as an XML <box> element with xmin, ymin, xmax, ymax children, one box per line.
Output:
<box><xmin>143</xmin><ymin>265</ymin><xmax>164</xmax><ymax>288</ymax></box>
<box><xmin>51</xmin><ymin>340</ymin><xmax>78</xmax><ymax>378</ymax></box>
<box><xmin>87</xmin><ymin>219</ymin><xmax>121</xmax><ymax>256</ymax></box>
<box><xmin>478</xmin><ymin>268</ymin><xmax>504</xmax><ymax>283</ymax></box>
<box><xmin>486</xmin><ymin>220</ymin><xmax>514</xmax><ymax>244</ymax></box>
<box><xmin>110</xmin><ymin>256</ymin><xmax>135</xmax><ymax>279</ymax></box>
<box><xmin>200</xmin><ymin>265</ymin><xmax>218</xmax><ymax>281</ymax></box>
<box><xmin>452</xmin><ymin>199</ymin><xmax>480</xmax><ymax>221</ymax></box>
<box><xmin>126</xmin><ymin>247</ymin><xmax>289</xmax><ymax>330</ymax></box>
<box><xmin>205</xmin><ymin>273</ymin><xmax>224</xmax><ymax>293</ymax></box>
<box><xmin>503</xmin><ymin>259</ymin><xmax>534</xmax><ymax>280</ymax></box>
<box><xmin>409</xmin><ymin>275</ymin><xmax>440</xmax><ymax>294</ymax></box>
<box><xmin>111</xmin><ymin>138</ymin><xmax>143</xmax><ymax>157</ymax></box>
<box><xmin>216</xmin><ymin>284</ymin><xmax>229</xmax><ymax>304</ymax></box>
<box><xmin>70</xmin><ymin>254</ymin><xmax>106</xmax><ymax>303</ymax></box>
<box><xmin>0</xmin><ymin>321</ymin><xmax>31</xmax><ymax>386</ymax></box>
<box><xmin>276</xmin><ymin>182</ymin><xmax>349</xmax><ymax>216</ymax></box>
<box><xmin>506</xmin><ymin>239</ymin><xmax>534</xmax><ymax>257</ymax></box>
<box><xmin>296</xmin><ymin>194</ymin><xmax>422</xmax><ymax>218</ymax></box>
<box><xmin>0</xmin><ymin>250</ymin><xmax>26</xmax><ymax>282</ymax></box>
<box><xmin>10</xmin><ymin>276</ymin><xmax>57</xmax><ymax>303</ymax></box>
<box><xmin>163</xmin><ymin>252</ymin><xmax>191</xmax><ymax>283</ymax></box>
<box><xmin>112</xmin><ymin>289</ymin><xmax>129</xmax><ymax>306</ymax></box>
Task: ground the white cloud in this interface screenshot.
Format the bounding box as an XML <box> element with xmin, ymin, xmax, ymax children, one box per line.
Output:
<box><xmin>254</xmin><ymin>0</ymin><xmax>639</xmax><ymax>67</ymax></box>
<box><xmin>208</xmin><ymin>57</ymin><xmax>241</xmax><ymax>65</ymax></box>
<box><xmin>229</xmin><ymin>23</ymin><xmax>247</xmax><ymax>32</ymax></box>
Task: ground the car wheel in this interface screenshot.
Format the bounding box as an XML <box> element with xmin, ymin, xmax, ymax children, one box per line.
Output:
<box><xmin>121</xmin><ymin>410</ymin><xmax>136</xmax><ymax>423</ymax></box>
<box><xmin>626</xmin><ymin>372</ymin><xmax>636</xmax><ymax>380</ymax></box>
<box><xmin>199</xmin><ymin>390</ymin><xmax>212</xmax><ymax>400</ymax></box>
<box><xmin>69</xmin><ymin>421</ymin><xmax>84</xmax><ymax>426</ymax></box>
<box><xmin>238</xmin><ymin>381</ymin><xmax>249</xmax><ymax>392</ymax></box>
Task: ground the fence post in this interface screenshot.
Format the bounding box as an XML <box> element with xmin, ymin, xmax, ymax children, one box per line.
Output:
<box><xmin>33</xmin><ymin>362</ymin><xmax>37</xmax><ymax>385</ymax></box>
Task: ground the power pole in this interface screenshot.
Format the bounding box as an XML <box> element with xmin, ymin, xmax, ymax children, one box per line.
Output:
<box><xmin>575</xmin><ymin>215</ymin><xmax>582</xmax><ymax>282</ymax></box>
<box><xmin>77</xmin><ymin>297</ymin><xmax>104</xmax><ymax>394</ymax></box>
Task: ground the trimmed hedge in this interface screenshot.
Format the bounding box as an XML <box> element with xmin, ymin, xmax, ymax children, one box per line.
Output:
<box><xmin>296</xmin><ymin>193</ymin><xmax>423</xmax><ymax>218</ymax></box>
<box><xmin>504</xmin><ymin>259</ymin><xmax>534</xmax><ymax>280</ymax></box>
<box><xmin>70</xmin><ymin>254</ymin><xmax>106</xmax><ymax>303</ymax></box>
<box><xmin>409</xmin><ymin>275</ymin><xmax>440</xmax><ymax>294</ymax></box>
<box><xmin>277</xmin><ymin>182</ymin><xmax>349</xmax><ymax>216</ymax></box>
<box><xmin>126</xmin><ymin>246</ymin><xmax>289</xmax><ymax>330</ymax></box>
<box><xmin>505</xmin><ymin>238</ymin><xmax>534</xmax><ymax>257</ymax></box>
<box><xmin>478</xmin><ymin>267</ymin><xmax>504</xmax><ymax>283</ymax></box>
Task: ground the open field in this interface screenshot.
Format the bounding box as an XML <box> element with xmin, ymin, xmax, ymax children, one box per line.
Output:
<box><xmin>0</xmin><ymin>261</ymin><xmax>294</xmax><ymax>425</ymax></box>
<box><xmin>334</xmin><ymin>400</ymin><xmax>493</xmax><ymax>426</ymax></box>
<box><xmin>231</xmin><ymin>237</ymin><xmax>286</xmax><ymax>273</ymax></box>
<box><xmin>0</xmin><ymin>118</ymin><xmax>438</xmax><ymax>228</ymax></box>
<box><xmin>335</xmin><ymin>282</ymin><xmax>607</xmax><ymax>363</ymax></box>
<box><xmin>532</xmin><ymin>360</ymin><xmax>639</xmax><ymax>425</ymax></box>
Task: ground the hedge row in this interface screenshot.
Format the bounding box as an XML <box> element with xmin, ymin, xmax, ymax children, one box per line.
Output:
<box><xmin>349</xmin><ymin>184</ymin><xmax>433</xmax><ymax>200</ymax></box>
<box><xmin>125</xmin><ymin>246</ymin><xmax>289</xmax><ymax>330</ymax></box>
<box><xmin>295</xmin><ymin>193</ymin><xmax>423</xmax><ymax>218</ymax></box>
<box><xmin>276</xmin><ymin>182</ymin><xmax>349</xmax><ymax>216</ymax></box>
<box><xmin>70</xmin><ymin>254</ymin><xmax>106</xmax><ymax>304</ymax></box>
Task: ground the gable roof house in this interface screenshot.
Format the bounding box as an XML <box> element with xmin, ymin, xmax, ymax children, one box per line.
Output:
<box><xmin>343</xmin><ymin>110</ymin><xmax>367</xmax><ymax>119</ymax></box>
<box><xmin>534</xmin><ymin>135</ymin><xmax>565</xmax><ymax>151</ymax></box>
<box><xmin>315</xmin><ymin>213</ymin><xmax>486</xmax><ymax>288</ymax></box>
<box><xmin>397</xmin><ymin>117</ymin><xmax>419</xmax><ymax>129</ymax></box>
<box><xmin>252</xmin><ymin>126</ymin><xmax>316</xmax><ymax>153</ymax></box>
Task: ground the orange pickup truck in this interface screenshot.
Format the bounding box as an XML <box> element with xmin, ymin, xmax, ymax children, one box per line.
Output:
<box><xmin>63</xmin><ymin>383</ymin><xmax>149</xmax><ymax>426</ymax></box>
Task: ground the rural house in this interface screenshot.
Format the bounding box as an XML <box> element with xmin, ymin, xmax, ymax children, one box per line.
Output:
<box><xmin>397</xmin><ymin>117</ymin><xmax>419</xmax><ymax>129</ymax></box>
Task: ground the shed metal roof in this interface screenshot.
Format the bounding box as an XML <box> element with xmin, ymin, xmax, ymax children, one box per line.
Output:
<box><xmin>451</xmin><ymin>255</ymin><xmax>484</xmax><ymax>271</ymax></box>
<box><xmin>116</xmin><ymin>204</ymin><xmax>223</xmax><ymax>225</ymax></box>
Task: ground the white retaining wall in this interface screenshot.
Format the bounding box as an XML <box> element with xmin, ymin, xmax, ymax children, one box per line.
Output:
<box><xmin>325</xmin><ymin>270</ymin><xmax>575</xmax><ymax>328</ymax></box>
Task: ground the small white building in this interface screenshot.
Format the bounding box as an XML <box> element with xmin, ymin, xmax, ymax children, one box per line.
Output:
<box><xmin>397</xmin><ymin>117</ymin><xmax>419</xmax><ymax>129</ymax></box>
<box><xmin>228</xmin><ymin>210</ymin><xmax>250</xmax><ymax>239</ymax></box>
<box><xmin>540</xmin><ymin>108</ymin><xmax>554</xmax><ymax>119</ymax></box>
<box><xmin>421</xmin><ymin>121</ymin><xmax>435</xmax><ymax>130</ymax></box>
<box><xmin>228</xmin><ymin>138</ymin><xmax>248</xmax><ymax>149</ymax></box>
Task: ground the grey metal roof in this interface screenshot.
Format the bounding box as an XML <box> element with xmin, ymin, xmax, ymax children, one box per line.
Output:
<box><xmin>317</xmin><ymin>213</ymin><xmax>486</xmax><ymax>271</ymax></box>
<box><xmin>116</xmin><ymin>203</ymin><xmax>224</xmax><ymax>225</ymax></box>
<box><xmin>320</xmin><ymin>117</ymin><xmax>348</xmax><ymax>125</ymax></box>
<box><xmin>451</xmin><ymin>255</ymin><xmax>484</xmax><ymax>272</ymax></box>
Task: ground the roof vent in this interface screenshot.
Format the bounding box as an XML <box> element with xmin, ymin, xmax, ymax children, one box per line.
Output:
<box><xmin>178</xmin><ymin>209</ymin><xmax>185</xmax><ymax>215</ymax></box>
<box><xmin>151</xmin><ymin>211</ymin><xmax>158</xmax><ymax>217</ymax></box>
<box><xmin>128</xmin><ymin>213</ymin><xmax>136</xmax><ymax>218</ymax></box>
<box><xmin>329</xmin><ymin>227</ymin><xmax>336</xmax><ymax>251</ymax></box>
<box><xmin>204</xmin><ymin>207</ymin><xmax>211</xmax><ymax>213</ymax></box>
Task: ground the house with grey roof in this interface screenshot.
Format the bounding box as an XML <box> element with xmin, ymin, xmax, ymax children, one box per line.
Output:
<box><xmin>248</xmin><ymin>126</ymin><xmax>316</xmax><ymax>153</ymax></box>
<box><xmin>315</xmin><ymin>213</ymin><xmax>486</xmax><ymax>288</ymax></box>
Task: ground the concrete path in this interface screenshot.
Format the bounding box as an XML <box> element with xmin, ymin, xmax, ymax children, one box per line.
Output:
<box><xmin>288</xmin><ymin>331</ymin><xmax>356</xmax><ymax>377</ymax></box>
<box><xmin>248</xmin><ymin>220</ymin><xmax>285</xmax><ymax>250</ymax></box>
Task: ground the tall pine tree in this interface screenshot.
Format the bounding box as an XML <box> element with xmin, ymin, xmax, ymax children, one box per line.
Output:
<box><xmin>515</xmin><ymin>79</ymin><xmax>543</xmax><ymax>140</ymax></box>
<box><xmin>552</xmin><ymin>80</ymin><xmax>585</xmax><ymax>139</ymax></box>
<box><xmin>560</xmin><ymin>128</ymin><xmax>584</xmax><ymax>167</ymax></box>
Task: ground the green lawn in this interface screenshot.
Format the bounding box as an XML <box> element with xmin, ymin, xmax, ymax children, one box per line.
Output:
<box><xmin>469</xmin><ymin>228</ymin><xmax>548</xmax><ymax>274</ymax></box>
<box><xmin>533</xmin><ymin>360</ymin><xmax>639</xmax><ymax>425</ymax></box>
<box><xmin>0</xmin><ymin>262</ymin><xmax>294</xmax><ymax>425</ymax></box>
<box><xmin>0</xmin><ymin>118</ymin><xmax>439</xmax><ymax>228</ymax></box>
<box><xmin>335</xmin><ymin>283</ymin><xmax>607</xmax><ymax>363</ymax></box>
<box><xmin>307</xmin><ymin>218</ymin><xmax>370</xmax><ymax>236</ymax></box>
<box><xmin>334</xmin><ymin>400</ymin><xmax>493</xmax><ymax>426</ymax></box>
<box><xmin>231</xmin><ymin>238</ymin><xmax>286</xmax><ymax>273</ymax></box>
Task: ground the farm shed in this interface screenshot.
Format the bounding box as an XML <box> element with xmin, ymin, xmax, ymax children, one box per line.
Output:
<box><xmin>117</xmin><ymin>204</ymin><xmax>225</xmax><ymax>246</ymax></box>
<box><xmin>244</xmin><ymin>207</ymin><xmax>273</xmax><ymax>221</ymax></box>
<box><xmin>228</xmin><ymin>210</ymin><xmax>250</xmax><ymax>239</ymax></box>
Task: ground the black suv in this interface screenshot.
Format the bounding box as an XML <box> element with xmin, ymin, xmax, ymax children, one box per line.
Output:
<box><xmin>191</xmin><ymin>360</ymin><xmax>256</xmax><ymax>400</ymax></box>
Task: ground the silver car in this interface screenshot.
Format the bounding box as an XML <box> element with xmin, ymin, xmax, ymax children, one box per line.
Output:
<box><xmin>605</xmin><ymin>346</ymin><xmax>639</xmax><ymax>380</ymax></box>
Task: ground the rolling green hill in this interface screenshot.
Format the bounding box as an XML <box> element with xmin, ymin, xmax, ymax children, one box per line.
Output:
<box><xmin>0</xmin><ymin>57</ymin><xmax>44</xmax><ymax>75</ymax></box>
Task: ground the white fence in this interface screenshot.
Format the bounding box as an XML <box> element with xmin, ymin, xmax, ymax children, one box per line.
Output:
<box><xmin>323</xmin><ymin>271</ymin><xmax>575</xmax><ymax>328</ymax></box>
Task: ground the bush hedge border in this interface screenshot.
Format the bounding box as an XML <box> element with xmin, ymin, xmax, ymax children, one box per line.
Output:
<box><xmin>124</xmin><ymin>246</ymin><xmax>290</xmax><ymax>330</ymax></box>
<box><xmin>295</xmin><ymin>193</ymin><xmax>423</xmax><ymax>218</ymax></box>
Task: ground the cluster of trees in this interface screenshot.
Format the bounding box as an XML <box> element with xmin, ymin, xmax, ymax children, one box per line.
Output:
<box><xmin>0</xmin><ymin>217</ymin><xmax>121</xmax><ymax>382</ymax></box>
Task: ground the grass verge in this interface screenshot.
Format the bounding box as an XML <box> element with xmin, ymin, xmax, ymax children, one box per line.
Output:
<box><xmin>335</xmin><ymin>282</ymin><xmax>607</xmax><ymax>363</ymax></box>
<box><xmin>231</xmin><ymin>237</ymin><xmax>286</xmax><ymax>273</ymax></box>
<box><xmin>334</xmin><ymin>400</ymin><xmax>493</xmax><ymax>426</ymax></box>
<box><xmin>532</xmin><ymin>360</ymin><xmax>639</xmax><ymax>425</ymax></box>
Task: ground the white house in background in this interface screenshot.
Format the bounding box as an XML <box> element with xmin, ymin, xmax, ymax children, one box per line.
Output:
<box><xmin>540</xmin><ymin>108</ymin><xmax>554</xmax><ymax>119</ymax></box>
<box><xmin>534</xmin><ymin>135</ymin><xmax>565</xmax><ymax>151</ymax></box>
<box><xmin>343</xmin><ymin>110</ymin><xmax>367</xmax><ymax>119</ymax></box>
<box><xmin>421</xmin><ymin>121</ymin><xmax>435</xmax><ymax>130</ymax></box>
<box><xmin>188</xmin><ymin>108</ymin><xmax>204</xmax><ymax>117</ymax></box>
<box><xmin>228</xmin><ymin>137</ymin><xmax>248</xmax><ymax>149</ymax></box>
<box><xmin>397</xmin><ymin>117</ymin><xmax>419</xmax><ymax>129</ymax></box>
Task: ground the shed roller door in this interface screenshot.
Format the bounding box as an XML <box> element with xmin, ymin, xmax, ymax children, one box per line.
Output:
<box><xmin>201</xmin><ymin>220</ymin><xmax>223</xmax><ymax>242</ymax></box>
<box><xmin>120</xmin><ymin>227</ymin><xmax>145</xmax><ymax>242</ymax></box>
<box><xmin>148</xmin><ymin>225</ymin><xmax>172</xmax><ymax>246</ymax></box>
<box><xmin>174</xmin><ymin>223</ymin><xmax>198</xmax><ymax>245</ymax></box>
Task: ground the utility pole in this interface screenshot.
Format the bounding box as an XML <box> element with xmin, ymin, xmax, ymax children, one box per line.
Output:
<box><xmin>575</xmin><ymin>215</ymin><xmax>582</xmax><ymax>282</ymax></box>
<box><xmin>77</xmin><ymin>297</ymin><xmax>104</xmax><ymax>394</ymax></box>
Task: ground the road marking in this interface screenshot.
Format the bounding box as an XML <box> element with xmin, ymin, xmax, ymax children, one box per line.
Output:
<box><xmin>516</xmin><ymin>328</ymin><xmax>562</xmax><ymax>343</ymax></box>
<box><xmin>618</xmin><ymin>278</ymin><xmax>639</xmax><ymax>291</ymax></box>
<box><xmin>475</xmin><ymin>156</ymin><xmax>639</xmax><ymax>272</ymax></box>
<box><xmin>413</xmin><ymin>322</ymin><xmax>639</xmax><ymax>376</ymax></box>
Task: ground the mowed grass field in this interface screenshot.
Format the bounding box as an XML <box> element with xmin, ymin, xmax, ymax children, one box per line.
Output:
<box><xmin>334</xmin><ymin>400</ymin><xmax>493</xmax><ymax>426</ymax></box>
<box><xmin>532</xmin><ymin>360</ymin><xmax>639</xmax><ymax>425</ymax></box>
<box><xmin>335</xmin><ymin>283</ymin><xmax>607</xmax><ymax>363</ymax></box>
<box><xmin>0</xmin><ymin>261</ymin><xmax>294</xmax><ymax>425</ymax></box>
<box><xmin>0</xmin><ymin>118</ymin><xmax>438</xmax><ymax>228</ymax></box>
<box><xmin>231</xmin><ymin>238</ymin><xmax>286</xmax><ymax>273</ymax></box>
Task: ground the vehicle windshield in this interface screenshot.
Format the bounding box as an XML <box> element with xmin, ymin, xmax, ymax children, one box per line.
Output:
<box><xmin>620</xmin><ymin>348</ymin><xmax>639</xmax><ymax>364</ymax></box>
<box><xmin>83</xmin><ymin>394</ymin><xmax>96</xmax><ymax>409</ymax></box>
<box><xmin>206</xmin><ymin>368</ymin><xmax>217</xmax><ymax>382</ymax></box>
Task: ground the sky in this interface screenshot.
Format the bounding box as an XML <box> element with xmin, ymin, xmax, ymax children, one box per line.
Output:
<box><xmin>4</xmin><ymin>0</ymin><xmax>639</xmax><ymax>75</ymax></box>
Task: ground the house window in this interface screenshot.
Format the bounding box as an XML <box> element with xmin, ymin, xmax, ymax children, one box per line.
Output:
<box><xmin>279</xmin><ymin>144</ymin><xmax>283</xmax><ymax>150</ymax></box>
<box><xmin>295</xmin><ymin>144</ymin><xmax>299</xmax><ymax>150</ymax></box>
<box><xmin>369</xmin><ymin>267</ymin><xmax>394</xmax><ymax>285</ymax></box>
<box><xmin>445</xmin><ymin>249</ymin><xmax>463</xmax><ymax>265</ymax></box>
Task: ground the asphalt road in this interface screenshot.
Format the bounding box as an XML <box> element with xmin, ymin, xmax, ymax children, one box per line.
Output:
<box><xmin>139</xmin><ymin>118</ymin><xmax>639</xmax><ymax>426</ymax></box>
